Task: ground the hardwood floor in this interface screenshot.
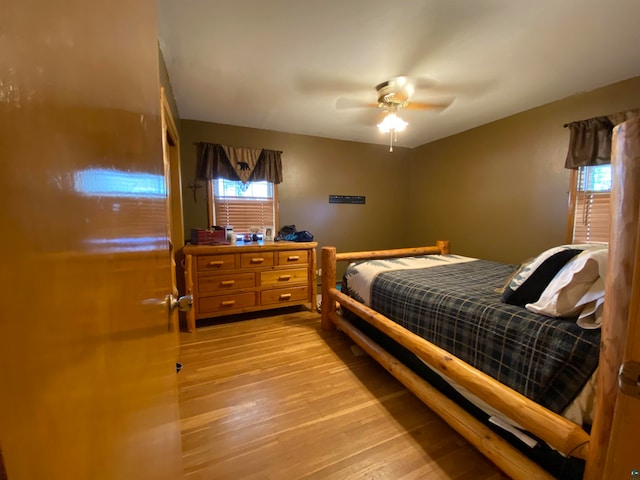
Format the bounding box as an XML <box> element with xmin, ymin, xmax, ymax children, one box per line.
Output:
<box><xmin>177</xmin><ymin>308</ymin><xmax>507</xmax><ymax>480</ymax></box>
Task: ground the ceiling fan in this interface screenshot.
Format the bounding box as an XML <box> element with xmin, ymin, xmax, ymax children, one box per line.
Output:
<box><xmin>335</xmin><ymin>76</ymin><xmax>454</xmax><ymax>151</ymax></box>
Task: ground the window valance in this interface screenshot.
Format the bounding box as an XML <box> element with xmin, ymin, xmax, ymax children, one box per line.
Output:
<box><xmin>196</xmin><ymin>142</ymin><xmax>283</xmax><ymax>184</ymax></box>
<box><xmin>564</xmin><ymin>108</ymin><xmax>640</xmax><ymax>169</ymax></box>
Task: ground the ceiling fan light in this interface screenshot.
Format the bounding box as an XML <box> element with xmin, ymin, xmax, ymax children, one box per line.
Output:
<box><xmin>377</xmin><ymin>113</ymin><xmax>408</xmax><ymax>133</ymax></box>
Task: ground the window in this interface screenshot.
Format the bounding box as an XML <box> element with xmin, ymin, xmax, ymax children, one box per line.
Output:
<box><xmin>568</xmin><ymin>164</ymin><xmax>611</xmax><ymax>243</ymax></box>
<box><xmin>209</xmin><ymin>179</ymin><xmax>276</xmax><ymax>234</ymax></box>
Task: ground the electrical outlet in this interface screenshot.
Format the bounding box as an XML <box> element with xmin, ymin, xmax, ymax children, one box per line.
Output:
<box><xmin>316</xmin><ymin>268</ymin><xmax>322</xmax><ymax>276</ymax></box>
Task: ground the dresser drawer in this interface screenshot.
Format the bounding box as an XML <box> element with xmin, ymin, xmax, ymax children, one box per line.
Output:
<box><xmin>198</xmin><ymin>292</ymin><xmax>256</xmax><ymax>314</ymax></box>
<box><xmin>197</xmin><ymin>272</ymin><xmax>256</xmax><ymax>294</ymax></box>
<box><xmin>240</xmin><ymin>252</ymin><xmax>274</xmax><ymax>268</ymax></box>
<box><xmin>197</xmin><ymin>254</ymin><xmax>236</xmax><ymax>272</ymax></box>
<box><xmin>260</xmin><ymin>268</ymin><xmax>308</xmax><ymax>287</ymax></box>
<box><xmin>261</xmin><ymin>286</ymin><xmax>309</xmax><ymax>306</ymax></box>
<box><xmin>278</xmin><ymin>250</ymin><xmax>309</xmax><ymax>266</ymax></box>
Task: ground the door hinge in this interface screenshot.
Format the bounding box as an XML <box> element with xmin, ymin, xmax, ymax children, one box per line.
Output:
<box><xmin>618</xmin><ymin>361</ymin><xmax>640</xmax><ymax>397</ymax></box>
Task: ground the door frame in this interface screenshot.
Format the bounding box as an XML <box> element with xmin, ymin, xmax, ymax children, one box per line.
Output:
<box><xmin>161</xmin><ymin>87</ymin><xmax>184</xmax><ymax>251</ymax></box>
<box><xmin>161</xmin><ymin>88</ymin><xmax>189</xmax><ymax>332</ymax></box>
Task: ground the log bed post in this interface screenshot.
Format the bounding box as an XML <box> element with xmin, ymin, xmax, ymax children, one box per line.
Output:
<box><xmin>321</xmin><ymin>246</ymin><xmax>337</xmax><ymax>330</ymax></box>
<box><xmin>436</xmin><ymin>239</ymin><xmax>450</xmax><ymax>254</ymax></box>
<box><xmin>585</xmin><ymin>117</ymin><xmax>640</xmax><ymax>479</ymax></box>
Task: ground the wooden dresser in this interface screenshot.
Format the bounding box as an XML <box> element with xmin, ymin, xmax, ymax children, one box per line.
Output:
<box><xmin>183</xmin><ymin>241</ymin><xmax>317</xmax><ymax>331</ymax></box>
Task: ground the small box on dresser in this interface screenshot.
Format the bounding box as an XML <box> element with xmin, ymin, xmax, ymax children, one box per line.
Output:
<box><xmin>190</xmin><ymin>228</ymin><xmax>227</xmax><ymax>245</ymax></box>
<box><xmin>182</xmin><ymin>241</ymin><xmax>317</xmax><ymax>331</ymax></box>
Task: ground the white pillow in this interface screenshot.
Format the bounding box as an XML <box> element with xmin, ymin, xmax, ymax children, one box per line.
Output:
<box><xmin>501</xmin><ymin>243</ymin><xmax>605</xmax><ymax>305</ymax></box>
<box><xmin>525</xmin><ymin>247</ymin><xmax>608</xmax><ymax>327</ymax></box>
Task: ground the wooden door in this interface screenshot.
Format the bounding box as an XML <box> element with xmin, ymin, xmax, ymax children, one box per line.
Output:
<box><xmin>0</xmin><ymin>1</ymin><xmax>183</xmax><ymax>479</ymax></box>
<box><xmin>603</xmin><ymin>118</ymin><xmax>640</xmax><ymax>479</ymax></box>
<box><xmin>604</xmin><ymin>281</ymin><xmax>640</xmax><ymax>478</ymax></box>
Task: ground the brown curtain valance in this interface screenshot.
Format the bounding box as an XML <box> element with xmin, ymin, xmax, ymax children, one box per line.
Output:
<box><xmin>196</xmin><ymin>143</ymin><xmax>283</xmax><ymax>184</ymax></box>
<box><xmin>564</xmin><ymin>117</ymin><xmax>614</xmax><ymax>169</ymax></box>
<box><xmin>564</xmin><ymin>107</ymin><xmax>640</xmax><ymax>169</ymax></box>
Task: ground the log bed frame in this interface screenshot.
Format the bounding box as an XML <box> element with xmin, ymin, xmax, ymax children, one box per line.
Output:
<box><xmin>320</xmin><ymin>117</ymin><xmax>640</xmax><ymax>479</ymax></box>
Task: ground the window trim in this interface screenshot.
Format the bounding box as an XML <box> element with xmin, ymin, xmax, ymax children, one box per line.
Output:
<box><xmin>565</xmin><ymin>169</ymin><xmax>579</xmax><ymax>244</ymax></box>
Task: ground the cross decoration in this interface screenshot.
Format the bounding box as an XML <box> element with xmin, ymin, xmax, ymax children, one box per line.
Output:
<box><xmin>187</xmin><ymin>178</ymin><xmax>203</xmax><ymax>202</ymax></box>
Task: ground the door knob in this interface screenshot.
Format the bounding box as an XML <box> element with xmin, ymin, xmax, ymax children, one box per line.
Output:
<box><xmin>619</xmin><ymin>361</ymin><xmax>640</xmax><ymax>397</ymax></box>
<box><xmin>167</xmin><ymin>294</ymin><xmax>193</xmax><ymax>313</ymax></box>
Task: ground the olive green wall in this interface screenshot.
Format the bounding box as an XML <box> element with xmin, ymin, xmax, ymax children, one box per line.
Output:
<box><xmin>409</xmin><ymin>76</ymin><xmax>640</xmax><ymax>264</ymax></box>
<box><xmin>179</xmin><ymin>120</ymin><xmax>412</xmax><ymax>261</ymax></box>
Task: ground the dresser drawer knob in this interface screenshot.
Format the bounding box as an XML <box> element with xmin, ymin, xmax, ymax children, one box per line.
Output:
<box><xmin>279</xmin><ymin>293</ymin><xmax>292</xmax><ymax>300</ymax></box>
<box><xmin>220</xmin><ymin>280</ymin><xmax>235</xmax><ymax>286</ymax></box>
<box><xmin>221</xmin><ymin>300</ymin><xmax>236</xmax><ymax>307</ymax></box>
<box><xmin>278</xmin><ymin>274</ymin><xmax>292</xmax><ymax>281</ymax></box>
<box><xmin>250</xmin><ymin>257</ymin><xmax>265</xmax><ymax>264</ymax></box>
<box><xmin>287</xmin><ymin>255</ymin><xmax>300</xmax><ymax>261</ymax></box>
<box><xmin>208</xmin><ymin>260</ymin><xmax>224</xmax><ymax>267</ymax></box>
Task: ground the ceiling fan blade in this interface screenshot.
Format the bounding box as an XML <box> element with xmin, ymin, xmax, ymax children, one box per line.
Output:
<box><xmin>404</xmin><ymin>98</ymin><xmax>454</xmax><ymax>111</ymax></box>
<box><xmin>393</xmin><ymin>2</ymin><xmax>500</xmax><ymax>78</ymax></box>
<box><xmin>408</xmin><ymin>76</ymin><xmax>439</xmax><ymax>90</ymax></box>
<box><xmin>295</xmin><ymin>74</ymin><xmax>371</xmax><ymax>95</ymax></box>
<box><xmin>415</xmin><ymin>78</ymin><xmax>495</xmax><ymax>97</ymax></box>
<box><xmin>335</xmin><ymin>97</ymin><xmax>378</xmax><ymax>110</ymax></box>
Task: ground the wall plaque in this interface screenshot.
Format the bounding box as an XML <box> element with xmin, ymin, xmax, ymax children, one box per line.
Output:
<box><xmin>329</xmin><ymin>195</ymin><xmax>366</xmax><ymax>204</ymax></box>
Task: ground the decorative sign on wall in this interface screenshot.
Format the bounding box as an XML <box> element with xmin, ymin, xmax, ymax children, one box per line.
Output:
<box><xmin>329</xmin><ymin>195</ymin><xmax>366</xmax><ymax>204</ymax></box>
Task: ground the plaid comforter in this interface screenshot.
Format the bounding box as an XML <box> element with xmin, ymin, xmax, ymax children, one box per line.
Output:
<box><xmin>343</xmin><ymin>256</ymin><xmax>601</xmax><ymax>414</ymax></box>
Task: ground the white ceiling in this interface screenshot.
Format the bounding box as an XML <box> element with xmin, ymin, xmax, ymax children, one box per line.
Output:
<box><xmin>157</xmin><ymin>0</ymin><xmax>640</xmax><ymax>149</ymax></box>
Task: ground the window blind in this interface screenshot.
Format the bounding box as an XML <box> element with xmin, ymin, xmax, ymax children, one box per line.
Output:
<box><xmin>213</xmin><ymin>197</ymin><xmax>274</xmax><ymax>234</ymax></box>
<box><xmin>572</xmin><ymin>167</ymin><xmax>611</xmax><ymax>243</ymax></box>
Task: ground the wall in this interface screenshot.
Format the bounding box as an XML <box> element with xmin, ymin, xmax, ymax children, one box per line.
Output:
<box><xmin>179</xmin><ymin>120</ymin><xmax>413</xmax><ymax>262</ymax></box>
<box><xmin>409</xmin><ymin>76</ymin><xmax>640</xmax><ymax>264</ymax></box>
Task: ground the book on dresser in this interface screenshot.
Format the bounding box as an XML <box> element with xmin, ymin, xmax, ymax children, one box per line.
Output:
<box><xmin>182</xmin><ymin>241</ymin><xmax>317</xmax><ymax>331</ymax></box>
